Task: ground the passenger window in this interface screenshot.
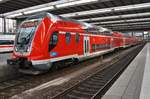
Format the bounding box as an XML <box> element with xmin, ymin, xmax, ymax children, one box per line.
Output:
<box><xmin>50</xmin><ymin>32</ymin><xmax>58</xmax><ymax>45</ymax></box>
<box><xmin>76</xmin><ymin>33</ymin><xmax>80</xmax><ymax>43</ymax></box>
<box><xmin>66</xmin><ymin>32</ymin><xmax>71</xmax><ymax>44</ymax></box>
<box><xmin>49</xmin><ymin>31</ymin><xmax>58</xmax><ymax>51</ymax></box>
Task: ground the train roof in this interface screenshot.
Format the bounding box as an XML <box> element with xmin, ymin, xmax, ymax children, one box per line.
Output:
<box><xmin>25</xmin><ymin>12</ymin><xmax>113</xmax><ymax>35</ymax></box>
<box><xmin>59</xmin><ymin>15</ymin><xmax>112</xmax><ymax>34</ymax></box>
<box><xmin>113</xmin><ymin>31</ymin><xmax>133</xmax><ymax>38</ymax></box>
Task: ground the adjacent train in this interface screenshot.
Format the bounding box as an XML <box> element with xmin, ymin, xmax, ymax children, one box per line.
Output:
<box><xmin>7</xmin><ymin>13</ymin><xmax>139</xmax><ymax>74</ymax></box>
<box><xmin>0</xmin><ymin>34</ymin><xmax>15</xmax><ymax>53</ymax></box>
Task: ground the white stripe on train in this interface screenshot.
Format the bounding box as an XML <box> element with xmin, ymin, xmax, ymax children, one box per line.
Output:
<box><xmin>31</xmin><ymin>43</ymin><xmax>134</xmax><ymax>65</ymax></box>
<box><xmin>31</xmin><ymin>48</ymin><xmax>115</xmax><ymax>65</ymax></box>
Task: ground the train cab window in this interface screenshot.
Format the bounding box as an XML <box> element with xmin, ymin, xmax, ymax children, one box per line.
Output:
<box><xmin>49</xmin><ymin>31</ymin><xmax>58</xmax><ymax>51</ymax></box>
<box><xmin>66</xmin><ymin>32</ymin><xmax>71</xmax><ymax>44</ymax></box>
<box><xmin>76</xmin><ymin>33</ymin><xmax>80</xmax><ymax>43</ymax></box>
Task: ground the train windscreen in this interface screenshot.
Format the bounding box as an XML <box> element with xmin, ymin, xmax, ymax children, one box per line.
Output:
<box><xmin>16</xmin><ymin>19</ymin><xmax>41</xmax><ymax>44</ymax></box>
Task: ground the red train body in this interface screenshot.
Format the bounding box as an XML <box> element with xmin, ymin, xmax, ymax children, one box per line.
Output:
<box><xmin>7</xmin><ymin>13</ymin><xmax>139</xmax><ymax>74</ymax></box>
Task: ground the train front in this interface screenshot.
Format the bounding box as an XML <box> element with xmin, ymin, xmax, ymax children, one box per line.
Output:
<box><xmin>7</xmin><ymin>13</ymin><xmax>58</xmax><ymax>74</ymax></box>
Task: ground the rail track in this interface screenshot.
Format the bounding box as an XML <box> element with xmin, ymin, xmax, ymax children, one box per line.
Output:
<box><xmin>52</xmin><ymin>44</ymin><xmax>144</xmax><ymax>99</ymax></box>
<box><xmin>0</xmin><ymin>50</ymin><xmax>117</xmax><ymax>98</ymax></box>
<box><xmin>0</xmin><ymin>75</ymin><xmax>30</xmax><ymax>92</ymax></box>
<box><xmin>0</xmin><ymin>48</ymin><xmax>120</xmax><ymax>93</ymax></box>
<box><xmin>0</xmin><ymin>44</ymin><xmax>145</xmax><ymax>99</ymax></box>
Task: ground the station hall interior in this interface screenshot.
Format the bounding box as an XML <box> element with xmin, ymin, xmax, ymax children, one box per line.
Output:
<box><xmin>0</xmin><ymin>0</ymin><xmax>150</xmax><ymax>99</ymax></box>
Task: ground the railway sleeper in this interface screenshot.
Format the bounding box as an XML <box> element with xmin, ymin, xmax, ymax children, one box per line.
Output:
<box><xmin>84</xmin><ymin>81</ymin><xmax>105</xmax><ymax>86</ymax></box>
<box><xmin>81</xmin><ymin>83</ymin><xmax>103</xmax><ymax>89</ymax></box>
<box><xmin>71</xmin><ymin>90</ymin><xmax>94</xmax><ymax>97</ymax></box>
<box><xmin>78</xmin><ymin>86</ymin><xmax>100</xmax><ymax>92</ymax></box>
<box><xmin>66</xmin><ymin>94</ymin><xmax>89</xmax><ymax>99</ymax></box>
<box><xmin>73</xmin><ymin>89</ymin><xmax>97</xmax><ymax>95</ymax></box>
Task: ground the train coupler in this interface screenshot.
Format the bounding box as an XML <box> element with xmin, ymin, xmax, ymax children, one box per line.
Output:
<box><xmin>7</xmin><ymin>58</ymin><xmax>19</xmax><ymax>65</ymax></box>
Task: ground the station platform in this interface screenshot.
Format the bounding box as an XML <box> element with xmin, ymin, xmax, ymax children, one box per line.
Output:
<box><xmin>0</xmin><ymin>53</ymin><xmax>19</xmax><ymax>82</ymax></box>
<box><xmin>102</xmin><ymin>43</ymin><xmax>150</xmax><ymax>99</ymax></box>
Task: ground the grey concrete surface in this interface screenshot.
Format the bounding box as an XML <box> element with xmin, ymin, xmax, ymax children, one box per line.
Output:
<box><xmin>102</xmin><ymin>43</ymin><xmax>149</xmax><ymax>99</ymax></box>
<box><xmin>140</xmin><ymin>43</ymin><xmax>150</xmax><ymax>99</ymax></box>
<box><xmin>0</xmin><ymin>53</ymin><xmax>20</xmax><ymax>82</ymax></box>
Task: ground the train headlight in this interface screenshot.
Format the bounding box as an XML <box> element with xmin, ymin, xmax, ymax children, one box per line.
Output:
<box><xmin>15</xmin><ymin>47</ymin><xmax>18</xmax><ymax>52</ymax></box>
<box><xmin>27</xmin><ymin>46</ymin><xmax>31</xmax><ymax>52</ymax></box>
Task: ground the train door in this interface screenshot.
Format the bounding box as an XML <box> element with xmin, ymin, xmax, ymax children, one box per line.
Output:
<box><xmin>84</xmin><ymin>35</ymin><xmax>90</xmax><ymax>56</ymax></box>
<box><xmin>110</xmin><ymin>37</ymin><xmax>114</xmax><ymax>48</ymax></box>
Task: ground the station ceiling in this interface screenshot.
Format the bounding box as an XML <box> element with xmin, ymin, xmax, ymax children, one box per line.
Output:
<box><xmin>0</xmin><ymin>0</ymin><xmax>57</xmax><ymax>14</ymax></box>
<box><xmin>0</xmin><ymin>0</ymin><xmax>150</xmax><ymax>31</ymax></box>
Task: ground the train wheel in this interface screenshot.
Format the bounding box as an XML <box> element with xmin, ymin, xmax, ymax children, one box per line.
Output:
<box><xmin>73</xmin><ymin>58</ymin><xmax>79</xmax><ymax>65</ymax></box>
<box><xmin>51</xmin><ymin>63</ymin><xmax>58</xmax><ymax>71</ymax></box>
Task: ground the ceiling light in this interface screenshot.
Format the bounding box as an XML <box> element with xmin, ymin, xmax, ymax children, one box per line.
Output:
<box><xmin>60</xmin><ymin>2</ymin><xmax>150</xmax><ymax>17</ymax></box>
<box><xmin>56</xmin><ymin>0</ymin><xmax>98</xmax><ymax>8</ymax></box>
<box><xmin>79</xmin><ymin>12</ymin><xmax>150</xmax><ymax>22</ymax></box>
<box><xmin>6</xmin><ymin>13</ymin><xmax>23</xmax><ymax>18</ymax></box>
<box><xmin>91</xmin><ymin>18</ymin><xmax>150</xmax><ymax>25</ymax></box>
<box><xmin>101</xmin><ymin>22</ymin><xmax>150</xmax><ymax>27</ymax></box>
<box><xmin>24</xmin><ymin>6</ymin><xmax>54</xmax><ymax>14</ymax></box>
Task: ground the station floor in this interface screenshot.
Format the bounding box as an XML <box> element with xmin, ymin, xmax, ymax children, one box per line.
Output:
<box><xmin>0</xmin><ymin>53</ymin><xmax>19</xmax><ymax>81</ymax></box>
<box><xmin>102</xmin><ymin>43</ymin><xmax>150</xmax><ymax>99</ymax></box>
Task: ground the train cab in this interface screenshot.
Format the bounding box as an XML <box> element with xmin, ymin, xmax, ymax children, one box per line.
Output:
<box><xmin>7</xmin><ymin>13</ymin><xmax>85</xmax><ymax>74</ymax></box>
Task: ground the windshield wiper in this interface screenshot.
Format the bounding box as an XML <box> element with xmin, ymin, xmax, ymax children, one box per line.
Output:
<box><xmin>26</xmin><ymin>27</ymin><xmax>36</xmax><ymax>41</ymax></box>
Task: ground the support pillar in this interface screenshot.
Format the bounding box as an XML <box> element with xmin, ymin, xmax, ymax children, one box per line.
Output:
<box><xmin>131</xmin><ymin>32</ymin><xmax>134</xmax><ymax>36</ymax></box>
<box><xmin>3</xmin><ymin>17</ymin><xmax>6</xmax><ymax>33</ymax></box>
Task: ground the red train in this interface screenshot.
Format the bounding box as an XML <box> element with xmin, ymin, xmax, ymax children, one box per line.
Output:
<box><xmin>7</xmin><ymin>13</ymin><xmax>139</xmax><ymax>74</ymax></box>
<box><xmin>112</xmin><ymin>32</ymin><xmax>138</xmax><ymax>48</ymax></box>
